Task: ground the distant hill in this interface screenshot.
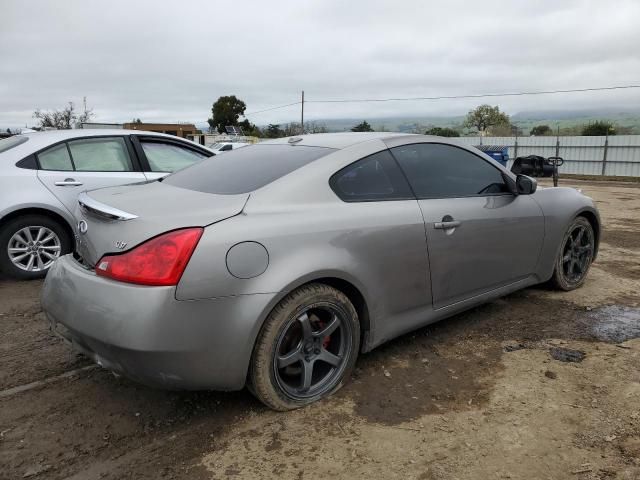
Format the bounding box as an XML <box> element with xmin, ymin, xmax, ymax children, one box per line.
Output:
<box><xmin>314</xmin><ymin>109</ymin><xmax>640</xmax><ymax>135</ymax></box>
<box><xmin>512</xmin><ymin>107</ymin><xmax>640</xmax><ymax>120</ymax></box>
<box><xmin>199</xmin><ymin>108</ymin><xmax>640</xmax><ymax>136</ymax></box>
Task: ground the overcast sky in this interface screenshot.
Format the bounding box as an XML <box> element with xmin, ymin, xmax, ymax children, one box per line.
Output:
<box><xmin>2</xmin><ymin>0</ymin><xmax>639</xmax><ymax>128</ymax></box>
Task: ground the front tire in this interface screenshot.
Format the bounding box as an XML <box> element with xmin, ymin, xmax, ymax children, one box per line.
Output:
<box><xmin>550</xmin><ymin>216</ymin><xmax>595</xmax><ymax>291</ymax></box>
<box><xmin>249</xmin><ymin>284</ymin><xmax>360</xmax><ymax>411</ymax></box>
<box><xmin>0</xmin><ymin>215</ymin><xmax>71</xmax><ymax>280</ymax></box>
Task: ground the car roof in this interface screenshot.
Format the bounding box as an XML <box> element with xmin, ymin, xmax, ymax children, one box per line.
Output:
<box><xmin>3</xmin><ymin>129</ymin><xmax>209</xmax><ymax>159</ymax></box>
<box><xmin>21</xmin><ymin>128</ymin><xmax>181</xmax><ymax>143</ymax></box>
<box><xmin>260</xmin><ymin>132</ymin><xmax>416</xmax><ymax>149</ymax></box>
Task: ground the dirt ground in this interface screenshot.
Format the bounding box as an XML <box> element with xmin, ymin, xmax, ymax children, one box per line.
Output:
<box><xmin>1</xmin><ymin>179</ymin><xmax>639</xmax><ymax>480</ymax></box>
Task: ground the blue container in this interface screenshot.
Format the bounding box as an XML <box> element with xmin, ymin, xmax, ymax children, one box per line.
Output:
<box><xmin>476</xmin><ymin>145</ymin><xmax>509</xmax><ymax>167</ymax></box>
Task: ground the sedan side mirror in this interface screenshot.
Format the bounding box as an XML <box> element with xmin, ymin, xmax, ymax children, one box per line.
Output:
<box><xmin>516</xmin><ymin>175</ymin><xmax>537</xmax><ymax>195</ymax></box>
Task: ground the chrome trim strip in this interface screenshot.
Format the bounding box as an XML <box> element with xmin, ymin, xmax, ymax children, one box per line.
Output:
<box><xmin>77</xmin><ymin>192</ymin><xmax>138</xmax><ymax>221</ymax></box>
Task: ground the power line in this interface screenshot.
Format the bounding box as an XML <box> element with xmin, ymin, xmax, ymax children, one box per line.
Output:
<box><xmin>243</xmin><ymin>84</ymin><xmax>640</xmax><ymax>120</ymax></box>
<box><xmin>303</xmin><ymin>84</ymin><xmax>640</xmax><ymax>104</ymax></box>
<box><xmin>245</xmin><ymin>101</ymin><xmax>301</xmax><ymax>116</ymax></box>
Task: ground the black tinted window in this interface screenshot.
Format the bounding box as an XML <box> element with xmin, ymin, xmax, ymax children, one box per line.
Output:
<box><xmin>164</xmin><ymin>144</ymin><xmax>334</xmax><ymax>194</ymax></box>
<box><xmin>330</xmin><ymin>150</ymin><xmax>413</xmax><ymax>202</ymax></box>
<box><xmin>392</xmin><ymin>143</ymin><xmax>510</xmax><ymax>198</ymax></box>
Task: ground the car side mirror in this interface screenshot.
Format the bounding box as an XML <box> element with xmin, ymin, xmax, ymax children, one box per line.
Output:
<box><xmin>516</xmin><ymin>174</ymin><xmax>537</xmax><ymax>195</ymax></box>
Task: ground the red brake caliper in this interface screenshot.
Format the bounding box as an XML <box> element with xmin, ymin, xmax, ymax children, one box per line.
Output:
<box><xmin>316</xmin><ymin>319</ymin><xmax>331</xmax><ymax>348</ymax></box>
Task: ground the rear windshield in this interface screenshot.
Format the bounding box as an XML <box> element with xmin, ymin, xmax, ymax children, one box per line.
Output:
<box><xmin>163</xmin><ymin>144</ymin><xmax>335</xmax><ymax>194</ymax></box>
<box><xmin>0</xmin><ymin>135</ymin><xmax>28</xmax><ymax>154</ymax></box>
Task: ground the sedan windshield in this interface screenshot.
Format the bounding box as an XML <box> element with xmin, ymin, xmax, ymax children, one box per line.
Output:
<box><xmin>163</xmin><ymin>144</ymin><xmax>335</xmax><ymax>194</ymax></box>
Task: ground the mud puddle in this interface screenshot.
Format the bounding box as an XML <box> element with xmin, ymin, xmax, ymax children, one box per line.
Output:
<box><xmin>584</xmin><ymin>305</ymin><xmax>640</xmax><ymax>343</ymax></box>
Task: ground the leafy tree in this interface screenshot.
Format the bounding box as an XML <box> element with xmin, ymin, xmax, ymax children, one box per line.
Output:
<box><xmin>530</xmin><ymin>125</ymin><xmax>552</xmax><ymax>136</ymax></box>
<box><xmin>615</xmin><ymin>125</ymin><xmax>633</xmax><ymax>135</ymax></box>
<box><xmin>282</xmin><ymin>122</ymin><xmax>302</xmax><ymax>136</ymax></box>
<box><xmin>351</xmin><ymin>121</ymin><xmax>373</xmax><ymax>132</ymax></box>
<box><xmin>131</xmin><ymin>118</ymin><xmax>142</xmax><ymax>124</ymax></box>
<box><xmin>425</xmin><ymin>127</ymin><xmax>460</xmax><ymax>137</ymax></box>
<box><xmin>265</xmin><ymin>124</ymin><xmax>284</xmax><ymax>138</ymax></box>
<box><xmin>488</xmin><ymin>123</ymin><xmax>520</xmax><ymax>136</ymax></box>
<box><xmin>238</xmin><ymin>119</ymin><xmax>262</xmax><ymax>137</ymax></box>
<box><xmin>463</xmin><ymin>105</ymin><xmax>510</xmax><ymax>134</ymax></box>
<box><xmin>304</xmin><ymin>121</ymin><xmax>328</xmax><ymax>134</ymax></box>
<box><xmin>582</xmin><ymin>121</ymin><xmax>616</xmax><ymax>136</ymax></box>
<box><xmin>33</xmin><ymin>101</ymin><xmax>94</xmax><ymax>129</ymax></box>
<box><xmin>279</xmin><ymin>121</ymin><xmax>329</xmax><ymax>136</ymax></box>
<box><xmin>207</xmin><ymin>95</ymin><xmax>247</xmax><ymax>134</ymax></box>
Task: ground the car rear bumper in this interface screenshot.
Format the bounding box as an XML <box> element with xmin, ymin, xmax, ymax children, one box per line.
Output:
<box><xmin>41</xmin><ymin>254</ymin><xmax>277</xmax><ymax>390</ymax></box>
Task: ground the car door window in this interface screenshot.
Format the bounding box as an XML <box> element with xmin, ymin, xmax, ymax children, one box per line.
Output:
<box><xmin>219</xmin><ymin>144</ymin><xmax>233</xmax><ymax>151</ymax></box>
<box><xmin>391</xmin><ymin>143</ymin><xmax>510</xmax><ymax>198</ymax></box>
<box><xmin>140</xmin><ymin>141</ymin><xmax>209</xmax><ymax>173</ymax></box>
<box><xmin>37</xmin><ymin>143</ymin><xmax>74</xmax><ymax>171</ymax></box>
<box><xmin>67</xmin><ymin>137</ymin><xmax>133</xmax><ymax>171</ymax></box>
<box><xmin>330</xmin><ymin>150</ymin><xmax>414</xmax><ymax>202</ymax></box>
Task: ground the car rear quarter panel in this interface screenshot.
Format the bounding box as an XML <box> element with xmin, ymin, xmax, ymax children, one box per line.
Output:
<box><xmin>179</xmin><ymin>199</ymin><xmax>429</xmax><ymax>296</ymax></box>
<box><xmin>0</xmin><ymin>166</ymin><xmax>74</xmax><ymax>226</ymax></box>
<box><xmin>178</xmin><ymin>197</ymin><xmax>432</xmax><ymax>351</ymax></box>
<box><xmin>531</xmin><ymin>187</ymin><xmax>601</xmax><ymax>281</ymax></box>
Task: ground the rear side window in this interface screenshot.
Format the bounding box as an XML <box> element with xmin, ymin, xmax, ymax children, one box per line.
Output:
<box><xmin>38</xmin><ymin>143</ymin><xmax>74</xmax><ymax>171</ymax></box>
<box><xmin>0</xmin><ymin>136</ymin><xmax>28</xmax><ymax>153</ymax></box>
<box><xmin>140</xmin><ymin>141</ymin><xmax>209</xmax><ymax>173</ymax></box>
<box><xmin>68</xmin><ymin>137</ymin><xmax>132</xmax><ymax>171</ymax></box>
<box><xmin>330</xmin><ymin>150</ymin><xmax>413</xmax><ymax>202</ymax></box>
<box><xmin>164</xmin><ymin>144</ymin><xmax>334</xmax><ymax>194</ymax></box>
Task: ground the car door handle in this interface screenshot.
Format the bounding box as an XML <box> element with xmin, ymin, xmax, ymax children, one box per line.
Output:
<box><xmin>434</xmin><ymin>220</ymin><xmax>461</xmax><ymax>230</ymax></box>
<box><xmin>54</xmin><ymin>179</ymin><xmax>83</xmax><ymax>187</ymax></box>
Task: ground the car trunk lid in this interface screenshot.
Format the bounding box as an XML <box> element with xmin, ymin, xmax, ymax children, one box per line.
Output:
<box><xmin>74</xmin><ymin>181</ymin><xmax>249</xmax><ymax>267</ymax></box>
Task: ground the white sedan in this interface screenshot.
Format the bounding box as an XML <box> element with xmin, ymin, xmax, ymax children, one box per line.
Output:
<box><xmin>0</xmin><ymin>129</ymin><xmax>214</xmax><ymax>279</ymax></box>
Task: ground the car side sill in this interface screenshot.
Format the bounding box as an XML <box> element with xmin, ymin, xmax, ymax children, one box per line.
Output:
<box><xmin>367</xmin><ymin>275</ymin><xmax>540</xmax><ymax>352</ymax></box>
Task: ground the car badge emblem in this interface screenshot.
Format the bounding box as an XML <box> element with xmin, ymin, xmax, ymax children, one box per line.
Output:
<box><xmin>115</xmin><ymin>241</ymin><xmax>128</xmax><ymax>250</ymax></box>
<box><xmin>77</xmin><ymin>220</ymin><xmax>88</xmax><ymax>235</ymax></box>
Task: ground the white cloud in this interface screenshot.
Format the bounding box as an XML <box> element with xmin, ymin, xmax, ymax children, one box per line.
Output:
<box><xmin>1</xmin><ymin>0</ymin><xmax>639</xmax><ymax>127</ymax></box>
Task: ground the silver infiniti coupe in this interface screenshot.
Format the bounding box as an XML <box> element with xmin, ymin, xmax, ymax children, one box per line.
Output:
<box><xmin>41</xmin><ymin>133</ymin><xmax>600</xmax><ymax>410</ymax></box>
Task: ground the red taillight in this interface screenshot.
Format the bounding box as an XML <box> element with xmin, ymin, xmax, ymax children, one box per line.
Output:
<box><xmin>95</xmin><ymin>228</ymin><xmax>203</xmax><ymax>286</ymax></box>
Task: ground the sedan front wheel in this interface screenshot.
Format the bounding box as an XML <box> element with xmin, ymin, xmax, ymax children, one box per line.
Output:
<box><xmin>250</xmin><ymin>284</ymin><xmax>360</xmax><ymax>411</ymax></box>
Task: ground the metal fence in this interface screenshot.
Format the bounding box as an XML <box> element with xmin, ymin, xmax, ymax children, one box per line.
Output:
<box><xmin>455</xmin><ymin>135</ymin><xmax>640</xmax><ymax>177</ymax></box>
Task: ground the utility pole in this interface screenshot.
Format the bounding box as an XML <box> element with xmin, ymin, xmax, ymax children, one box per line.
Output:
<box><xmin>300</xmin><ymin>90</ymin><xmax>305</xmax><ymax>135</ymax></box>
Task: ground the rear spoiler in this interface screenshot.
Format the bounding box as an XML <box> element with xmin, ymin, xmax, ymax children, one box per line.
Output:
<box><xmin>78</xmin><ymin>192</ymin><xmax>138</xmax><ymax>221</ymax></box>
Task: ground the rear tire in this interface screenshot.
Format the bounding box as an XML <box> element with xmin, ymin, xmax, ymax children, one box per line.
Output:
<box><xmin>550</xmin><ymin>216</ymin><xmax>595</xmax><ymax>291</ymax></box>
<box><xmin>0</xmin><ymin>215</ymin><xmax>71</xmax><ymax>280</ymax></box>
<box><xmin>249</xmin><ymin>284</ymin><xmax>360</xmax><ymax>411</ymax></box>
